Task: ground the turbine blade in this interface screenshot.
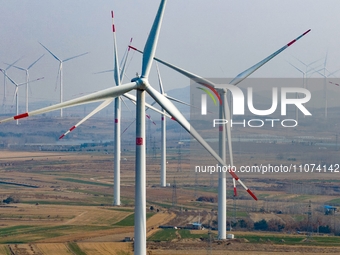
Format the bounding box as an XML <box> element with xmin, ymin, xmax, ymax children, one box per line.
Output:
<box><xmin>165</xmin><ymin>95</ymin><xmax>191</xmax><ymax>107</ymax></box>
<box><xmin>59</xmin><ymin>98</ymin><xmax>113</xmax><ymax>139</ymax></box>
<box><xmin>141</xmin><ymin>0</ymin><xmax>167</xmax><ymax>78</ymax></box>
<box><xmin>27</xmin><ymin>54</ymin><xmax>45</xmax><ymax>70</ymax></box>
<box><xmin>111</xmin><ymin>10</ymin><xmax>121</xmax><ymax>86</ymax></box>
<box><xmin>39</xmin><ymin>42</ymin><xmax>61</xmax><ymax>62</ymax></box>
<box><xmin>156</xmin><ymin>63</ymin><xmax>165</xmax><ymax>94</ymax></box>
<box><xmin>5</xmin><ymin>57</ymin><xmax>23</xmax><ymax>71</ymax></box>
<box><xmin>120</xmin><ymin>96</ymin><xmax>132</xmax><ymax>113</ymax></box>
<box><xmin>122</xmin><ymin>118</ymin><xmax>136</xmax><ymax>135</ymax></box>
<box><xmin>327</xmin><ymin>68</ymin><xmax>340</xmax><ymax>78</ymax></box>
<box><xmin>54</xmin><ymin>64</ymin><xmax>62</xmax><ymax>91</ymax></box>
<box><xmin>18</xmin><ymin>77</ymin><xmax>44</xmax><ymax>87</ymax></box>
<box><xmin>63</xmin><ymin>52</ymin><xmax>89</xmax><ymax>62</ymax></box>
<box><xmin>230</xmin><ymin>29</ymin><xmax>311</xmax><ymax>85</ymax></box>
<box><xmin>146</xmin><ymin>85</ymin><xmax>257</xmax><ymax>200</ymax></box>
<box><xmin>93</xmin><ymin>69</ymin><xmax>114</xmax><ymax>74</ymax></box>
<box><xmin>146</xmin><ymin>114</ymin><xmax>156</xmax><ymax>125</ymax></box>
<box><xmin>222</xmin><ymin>91</ymin><xmax>237</xmax><ymax>195</ymax></box>
<box><xmin>12</xmin><ymin>86</ymin><xmax>18</xmax><ymax>102</ymax></box>
<box><xmin>287</xmin><ymin>61</ymin><xmax>304</xmax><ymax>74</ymax></box>
<box><xmin>329</xmin><ymin>81</ymin><xmax>340</xmax><ymax>86</ymax></box>
<box><xmin>0</xmin><ymin>82</ymin><xmax>138</xmax><ymax>123</ymax></box>
<box><xmin>0</xmin><ymin>70</ymin><xmax>18</xmax><ymax>86</ymax></box>
<box><xmin>223</xmin><ymin>92</ymin><xmax>233</xmax><ymax>167</ymax></box>
<box><xmin>5</xmin><ymin>63</ymin><xmax>25</xmax><ymax>71</ymax></box>
<box><xmin>228</xmin><ymin>169</ymin><xmax>257</xmax><ymax>200</ymax></box>
<box><xmin>120</xmin><ymin>38</ymin><xmax>133</xmax><ymax>82</ymax></box>
<box><xmin>130</xmin><ymin>45</ymin><xmax>221</xmax><ymax>104</ymax></box>
<box><xmin>123</xmin><ymin>93</ymin><xmax>171</xmax><ymax>118</ymax></box>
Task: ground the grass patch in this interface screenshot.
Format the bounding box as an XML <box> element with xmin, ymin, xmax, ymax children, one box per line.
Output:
<box><xmin>226</xmin><ymin>211</ymin><xmax>248</xmax><ymax>217</ymax></box>
<box><xmin>327</xmin><ymin>198</ymin><xmax>340</xmax><ymax>205</ymax></box>
<box><xmin>0</xmin><ymin>225</ymin><xmax>112</xmax><ymax>244</ymax></box>
<box><xmin>0</xmin><ymin>245</ymin><xmax>11</xmax><ymax>255</ymax></box>
<box><xmin>115</xmin><ymin>213</ymin><xmax>154</xmax><ymax>226</ymax></box>
<box><xmin>236</xmin><ymin>233</ymin><xmax>340</xmax><ymax>246</ymax></box>
<box><xmin>148</xmin><ymin>229</ymin><xmax>177</xmax><ymax>241</ymax></box>
<box><xmin>293</xmin><ymin>215</ymin><xmax>306</xmax><ymax>222</ymax></box>
<box><xmin>69</xmin><ymin>188</ymin><xmax>111</xmax><ymax>197</ymax></box>
<box><xmin>290</xmin><ymin>195</ymin><xmax>314</xmax><ymax>202</ymax></box>
<box><xmin>67</xmin><ymin>242</ymin><xmax>87</xmax><ymax>255</ymax></box>
<box><xmin>0</xmin><ymin>225</ymin><xmax>33</xmax><ymax>237</ymax></box>
<box><xmin>21</xmin><ymin>200</ymin><xmax>99</xmax><ymax>206</ymax></box>
<box><xmin>107</xmin><ymin>208</ymin><xmax>134</xmax><ymax>213</ymax></box>
<box><xmin>256</xmin><ymin>194</ymin><xmax>271</xmax><ymax>199</ymax></box>
<box><xmin>148</xmin><ymin>201</ymin><xmax>172</xmax><ymax>209</ymax></box>
<box><xmin>148</xmin><ymin>229</ymin><xmax>215</xmax><ymax>242</ymax></box>
<box><xmin>58</xmin><ymin>178</ymin><xmax>112</xmax><ymax>187</ymax></box>
<box><xmin>179</xmin><ymin>229</ymin><xmax>214</xmax><ymax>239</ymax></box>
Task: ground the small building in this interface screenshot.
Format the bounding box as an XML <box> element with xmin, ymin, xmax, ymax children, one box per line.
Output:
<box><xmin>123</xmin><ymin>237</ymin><xmax>134</xmax><ymax>242</ymax></box>
<box><xmin>191</xmin><ymin>222</ymin><xmax>202</xmax><ymax>230</ymax></box>
<box><xmin>324</xmin><ymin>205</ymin><xmax>337</xmax><ymax>215</ymax></box>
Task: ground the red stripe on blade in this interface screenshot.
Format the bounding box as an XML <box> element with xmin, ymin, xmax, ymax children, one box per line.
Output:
<box><xmin>59</xmin><ymin>134</ymin><xmax>65</xmax><ymax>140</ymax></box>
<box><xmin>247</xmin><ymin>189</ymin><xmax>258</xmax><ymax>201</ymax></box>
<box><xmin>233</xmin><ymin>187</ymin><xmax>237</xmax><ymax>197</ymax></box>
<box><xmin>69</xmin><ymin>126</ymin><xmax>76</xmax><ymax>132</ymax></box>
<box><xmin>228</xmin><ymin>169</ymin><xmax>239</xmax><ymax>180</ymax></box>
<box><xmin>14</xmin><ymin>113</ymin><xmax>29</xmax><ymax>120</ymax></box>
<box><xmin>128</xmin><ymin>46</ymin><xmax>138</xmax><ymax>51</ymax></box>
<box><xmin>287</xmin><ymin>39</ymin><xmax>296</xmax><ymax>46</ymax></box>
<box><xmin>303</xmin><ymin>29</ymin><xmax>311</xmax><ymax>35</ymax></box>
<box><xmin>171</xmin><ymin>117</ymin><xmax>176</xmax><ymax>121</ymax></box>
<box><xmin>115</xmin><ymin>119</ymin><xmax>118</xmax><ymax>123</ymax></box>
<box><xmin>111</xmin><ymin>11</ymin><xmax>114</xmax><ymax>18</ymax></box>
<box><xmin>112</xmin><ymin>24</ymin><xmax>115</xmax><ymax>32</ymax></box>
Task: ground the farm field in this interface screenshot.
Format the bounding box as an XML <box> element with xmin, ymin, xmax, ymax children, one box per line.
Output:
<box><xmin>0</xmin><ymin>114</ymin><xmax>340</xmax><ymax>254</ymax></box>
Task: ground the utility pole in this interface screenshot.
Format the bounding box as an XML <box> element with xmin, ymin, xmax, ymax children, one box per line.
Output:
<box><xmin>307</xmin><ymin>200</ymin><xmax>312</xmax><ymax>240</ymax></box>
<box><xmin>172</xmin><ymin>177</ymin><xmax>177</xmax><ymax>207</ymax></box>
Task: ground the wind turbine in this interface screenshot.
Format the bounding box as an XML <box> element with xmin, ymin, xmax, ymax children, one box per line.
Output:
<box><xmin>39</xmin><ymin>42</ymin><xmax>89</xmax><ymax>117</ymax></box>
<box><xmin>155</xmin><ymin>64</ymin><xmax>193</xmax><ymax>187</ymax></box>
<box><xmin>129</xmin><ymin>27</ymin><xmax>311</xmax><ymax>239</ymax></box>
<box><xmin>289</xmin><ymin>57</ymin><xmax>323</xmax><ymax>89</ymax></box>
<box><xmin>316</xmin><ymin>68</ymin><xmax>340</xmax><ymax>118</ymax></box>
<box><xmin>2</xmin><ymin>58</ymin><xmax>21</xmax><ymax>111</ymax></box>
<box><xmin>0</xmin><ymin>70</ymin><xmax>44</xmax><ymax>125</ymax></box>
<box><xmin>0</xmin><ymin>1</ymin><xmax>258</xmax><ymax>253</ymax></box>
<box><xmin>58</xmin><ymin>11</ymin><xmax>169</xmax><ymax>207</ymax></box>
<box><xmin>287</xmin><ymin>58</ymin><xmax>322</xmax><ymax>120</ymax></box>
<box><xmin>8</xmin><ymin>54</ymin><xmax>44</xmax><ymax>112</ymax></box>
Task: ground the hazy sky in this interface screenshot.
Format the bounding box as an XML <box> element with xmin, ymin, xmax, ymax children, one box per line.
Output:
<box><xmin>1</xmin><ymin>0</ymin><xmax>340</xmax><ymax>106</ymax></box>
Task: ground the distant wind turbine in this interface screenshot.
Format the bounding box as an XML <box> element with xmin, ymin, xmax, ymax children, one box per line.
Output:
<box><xmin>0</xmin><ymin>70</ymin><xmax>44</xmax><ymax>125</ymax></box>
<box><xmin>39</xmin><ymin>42</ymin><xmax>89</xmax><ymax>117</ymax></box>
<box><xmin>9</xmin><ymin>54</ymin><xmax>44</xmax><ymax>112</ymax></box>
<box><xmin>2</xmin><ymin>58</ymin><xmax>22</xmax><ymax>111</ymax></box>
<box><xmin>288</xmin><ymin>57</ymin><xmax>322</xmax><ymax>120</ymax></box>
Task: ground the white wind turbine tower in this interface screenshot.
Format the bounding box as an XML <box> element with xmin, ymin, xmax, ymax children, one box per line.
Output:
<box><xmin>155</xmin><ymin>64</ymin><xmax>193</xmax><ymax>187</ymax></box>
<box><xmin>39</xmin><ymin>42</ymin><xmax>89</xmax><ymax>117</ymax></box>
<box><xmin>314</xmin><ymin>53</ymin><xmax>340</xmax><ymax>119</ymax></box>
<box><xmin>2</xmin><ymin>58</ymin><xmax>21</xmax><ymax>112</ymax></box>
<box><xmin>9</xmin><ymin>54</ymin><xmax>44</xmax><ymax>112</ymax></box>
<box><xmin>0</xmin><ymin>70</ymin><xmax>44</xmax><ymax>125</ymax></box>
<box><xmin>1</xmin><ymin>1</ymin><xmax>259</xmax><ymax>253</ymax></box>
<box><xmin>129</xmin><ymin>28</ymin><xmax>311</xmax><ymax>239</ymax></box>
